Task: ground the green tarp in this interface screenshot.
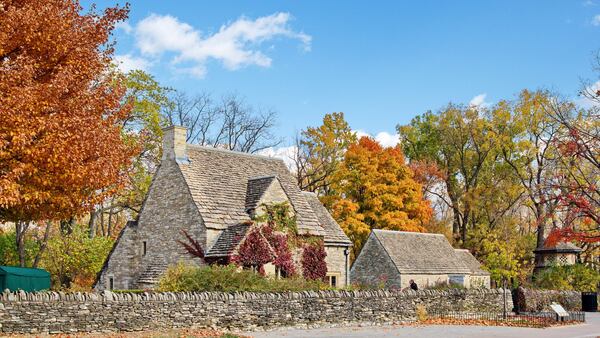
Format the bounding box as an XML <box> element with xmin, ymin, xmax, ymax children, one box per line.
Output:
<box><xmin>0</xmin><ymin>266</ymin><xmax>50</xmax><ymax>292</ymax></box>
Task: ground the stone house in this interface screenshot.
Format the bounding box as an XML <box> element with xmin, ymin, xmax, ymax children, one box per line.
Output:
<box><xmin>95</xmin><ymin>126</ymin><xmax>351</xmax><ymax>290</ymax></box>
<box><xmin>350</xmin><ymin>229</ymin><xmax>489</xmax><ymax>289</ymax></box>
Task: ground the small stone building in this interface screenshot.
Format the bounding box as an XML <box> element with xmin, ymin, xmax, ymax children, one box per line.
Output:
<box><xmin>454</xmin><ymin>249</ymin><xmax>491</xmax><ymax>288</ymax></box>
<box><xmin>533</xmin><ymin>241</ymin><xmax>581</xmax><ymax>273</ymax></box>
<box><xmin>95</xmin><ymin>126</ymin><xmax>351</xmax><ymax>290</ymax></box>
<box><xmin>350</xmin><ymin>230</ymin><xmax>489</xmax><ymax>289</ymax></box>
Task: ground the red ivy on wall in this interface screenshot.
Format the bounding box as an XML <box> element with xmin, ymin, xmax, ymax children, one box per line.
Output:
<box><xmin>231</xmin><ymin>228</ymin><xmax>274</xmax><ymax>273</ymax></box>
<box><xmin>301</xmin><ymin>242</ymin><xmax>328</xmax><ymax>280</ymax></box>
<box><xmin>269</xmin><ymin>232</ymin><xmax>296</xmax><ymax>277</ymax></box>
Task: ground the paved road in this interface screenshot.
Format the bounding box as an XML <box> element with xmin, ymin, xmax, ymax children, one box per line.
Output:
<box><xmin>245</xmin><ymin>312</ymin><xmax>600</xmax><ymax>338</ymax></box>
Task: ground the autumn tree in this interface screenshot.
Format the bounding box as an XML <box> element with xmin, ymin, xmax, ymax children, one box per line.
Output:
<box><xmin>398</xmin><ymin>105</ymin><xmax>501</xmax><ymax>243</ymax></box>
<box><xmin>492</xmin><ymin>90</ymin><xmax>569</xmax><ymax>265</ymax></box>
<box><xmin>89</xmin><ymin>70</ymin><xmax>171</xmax><ymax>238</ymax></box>
<box><xmin>0</xmin><ymin>0</ymin><xmax>136</xmax><ymax>265</ymax></box>
<box><xmin>330</xmin><ymin>137</ymin><xmax>432</xmax><ymax>258</ymax></box>
<box><xmin>544</xmin><ymin>97</ymin><xmax>600</xmax><ymax>245</ymax></box>
<box><xmin>294</xmin><ymin>112</ymin><xmax>357</xmax><ymax>200</ymax></box>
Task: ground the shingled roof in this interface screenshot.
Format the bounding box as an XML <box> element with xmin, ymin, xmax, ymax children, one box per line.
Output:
<box><xmin>302</xmin><ymin>192</ymin><xmax>351</xmax><ymax>246</ymax></box>
<box><xmin>372</xmin><ymin>230</ymin><xmax>471</xmax><ymax>275</ymax></box>
<box><xmin>454</xmin><ymin>249</ymin><xmax>490</xmax><ymax>276</ymax></box>
<box><xmin>178</xmin><ymin>145</ymin><xmax>324</xmax><ymax>236</ymax></box>
<box><xmin>205</xmin><ymin>223</ymin><xmax>252</xmax><ymax>258</ymax></box>
<box><xmin>534</xmin><ymin>241</ymin><xmax>582</xmax><ymax>254</ymax></box>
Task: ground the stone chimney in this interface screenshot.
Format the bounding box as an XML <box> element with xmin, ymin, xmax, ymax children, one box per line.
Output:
<box><xmin>162</xmin><ymin>125</ymin><xmax>188</xmax><ymax>162</ymax></box>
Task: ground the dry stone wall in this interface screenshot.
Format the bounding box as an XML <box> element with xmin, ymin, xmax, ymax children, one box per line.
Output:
<box><xmin>514</xmin><ymin>287</ymin><xmax>581</xmax><ymax>312</ymax></box>
<box><xmin>0</xmin><ymin>289</ymin><xmax>511</xmax><ymax>334</ymax></box>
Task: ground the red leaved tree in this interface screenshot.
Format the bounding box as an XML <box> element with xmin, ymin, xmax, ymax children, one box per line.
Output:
<box><xmin>301</xmin><ymin>242</ymin><xmax>327</xmax><ymax>280</ymax></box>
<box><xmin>0</xmin><ymin>0</ymin><xmax>136</xmax><ymax>266</ymax></box>
<box><xmin>231</xmin><ymin>228</ymin><xmax>274</xmax><ymax>273</ymax></box>
<box><xmin>544</xmin><ymin>98</ymin><xmax>599</xmax><ymax>245</ymax></box>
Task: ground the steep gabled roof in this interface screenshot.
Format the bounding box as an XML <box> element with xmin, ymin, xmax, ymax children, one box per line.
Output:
<box><xmin>178</xmin><ymin>145</ymin><xmax>324</xmax><ymax>236</ymax></box>
<box><xmin>371</xmin><ymin>230</ymin><xmax>471</xmax><ymax>275</ymax></box>
<box><xmin>245</xmin><ymin>176</ymin><xmax>278</xmax><ymax>212</ymax></box>
<box><xmin>454</xmin><ymin>249</ymin><xmax>490</xmax><ymax>276</ymax></box>
<box><xmin>302</xmin><ymin>192</ymin><xmax>351</xmax><ymax>246</ymax></box>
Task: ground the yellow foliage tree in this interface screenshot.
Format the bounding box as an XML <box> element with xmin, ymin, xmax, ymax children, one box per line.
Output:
<box><xmin>330</xmin><ymin>137</ymin><xmax>432</xmax><ymax>258</ymax></box>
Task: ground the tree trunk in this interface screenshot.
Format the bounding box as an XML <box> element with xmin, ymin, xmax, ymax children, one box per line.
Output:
<box><xmin>15</xmin><ymin>221</ymin><xmax>28</xmax><ymax>267</ymax></box>
<box><xmin>59</xmin><ymin>217</ymin><xmax>75</xmax><ymax>235</ymax></box>
<box><xmin>533</xmin><ymin>203</ymin><xmax>547</xmax><ymax>271</ymax></box>
<box><xmin>32</xmin><ymin>221</ymin><xmax>52</xmax><ymax>268</ymax></box>
<box><xmin>88</xmin><ymin>210</ymin><xmax>98</xmax><ymax>238</ymax></box>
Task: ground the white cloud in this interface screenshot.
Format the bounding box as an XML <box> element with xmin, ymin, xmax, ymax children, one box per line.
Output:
<box><xmin>592</xmin><ymin>14</ymin><xmax>600</xmax><ymax>26</ymax></box>
<box><xmin>374</xmin><ymin>131</ymin><xmax>400</xmax><ymax>147</ymax></box>
<box><xmin>576</xmin><ymin>80</ymin><xmax>600</xmax><ymax>108</ymax></box>
<box><xmin>257</xmin><ymin>145</ymin><xmax>298</xmax><ymax>170</ymax></box>
<box><xmin>113</xmin><ymin>54</ymin><xmax>152</xmax><ymax>72</ymax></box>
<box><xmin>354</xmin><ymin>130</ymin><xmax>400</xmax><ymax>147</ymax></box>
<box><xmin>469</xmin><ymin>93</ymin><xmax>489</xmax><ymax>107</ymax></box>
<box><xmin>132</xmin><ymin>12</ymin><xmax>311</xmax><ymax>78</ymax></box>
<box><xmin>115</xmin><ymin>21</ymin><xmax>133</xmax><ymax>34</ymax></box>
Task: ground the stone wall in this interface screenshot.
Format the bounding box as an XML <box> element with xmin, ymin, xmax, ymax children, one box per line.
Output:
<box><xmin>513</xmin><ymin>287</ymin><xmax>581</xmax><ymax>312</ymax></box>
<box><xmin>0</xmin><ymin>289</ymin><xmax>511</xmax><ymax>334</ymax></box>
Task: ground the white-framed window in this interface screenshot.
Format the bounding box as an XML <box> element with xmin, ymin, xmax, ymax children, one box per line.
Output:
<box><xmin>326</xmin><ymin>272</ymin><xmax>341</xmax><ymax>288</ymax></box>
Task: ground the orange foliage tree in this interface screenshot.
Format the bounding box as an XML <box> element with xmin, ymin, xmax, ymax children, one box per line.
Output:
<box><xmin>0</xmin><ymin>0</ymin><xmax>136</xmax><ymax>266</ymax></box>
<box><xmin>330</xmin><ymin>137</ymin><xmax>432</xmax><ymax>258</ymax></box>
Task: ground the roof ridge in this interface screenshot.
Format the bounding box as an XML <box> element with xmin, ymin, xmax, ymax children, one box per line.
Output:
<box><xmin>372</xmin><ymin>229</ymin><xmax>445</xmax><ymax>237</ymax></box>
<box><xmin>186</xmin><ymin>144</ymin><xmax>285</xmax><ymax>162</ymax></box>
<box><xmin>248</xmin><ymin>175</ymin><xmax>277</xmax><ymax>181</ymax></box>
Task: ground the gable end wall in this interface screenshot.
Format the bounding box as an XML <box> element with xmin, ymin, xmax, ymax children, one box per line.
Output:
<box><xmin>96</xmin><ymin>159</ymin><xmax>208</xmax><ymax>290</ymax></box>
<box><xmin>350</xmin><ymin>234</ymin><xmax>401</xmax><ymax>288</ymax></box>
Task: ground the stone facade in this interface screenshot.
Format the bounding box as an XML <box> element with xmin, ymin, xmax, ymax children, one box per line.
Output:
<box><xmin>0</xmin><ymin>289</ymin><xmax>512</xmax><ymax>334</ymax></box>
<box><xmin>324</xmin><ymin>246</ymin><xmax>348</xmax><ymax>287</ymax></box>
<box><xmin>351</xmin><ymin>231</ymin><xmax>402</xmax><ymax>288</ymax></box>
<box><xmin>96</xmin><ymin>158</ymin><xmax>207</xmax><ymax>290</ymax></box>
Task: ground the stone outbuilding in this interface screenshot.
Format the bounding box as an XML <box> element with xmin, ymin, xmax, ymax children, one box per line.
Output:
<box><xmin>454</xmin><ymin>249</ymin><xmax>491</xmax><ymax>288</ymax></box>
<box><xmin>350</xmin><ymin>229</ymin><xmax>489</xmax><ymax>289</ymax></box>
<box><xmin>95</xmin><ymin>126</ymin><xmax>351</xmax><ymax>290</ymax></box>
<box><xmin>533</xmin><ymin>241</ymin><xmax>582</xmax><ymax>273</ymax></box>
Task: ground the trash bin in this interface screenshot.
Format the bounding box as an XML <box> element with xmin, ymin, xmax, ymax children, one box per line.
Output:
<box><xmin>582</xmin><ymin>292</ymin><xmax>598</xmax><ymax>312</ymax></box>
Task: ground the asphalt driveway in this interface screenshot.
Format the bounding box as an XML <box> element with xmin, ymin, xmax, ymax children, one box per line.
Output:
<box><xmin>245</xmin><ymin>312</ymin><xmax>600</xmax><ymax>338</ymax></box>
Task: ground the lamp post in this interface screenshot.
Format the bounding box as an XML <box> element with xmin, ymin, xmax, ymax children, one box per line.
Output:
<box><xmin>344</xmin><ymin>248</ymin><xmax>350</xmax><ymax>286</ymax></box>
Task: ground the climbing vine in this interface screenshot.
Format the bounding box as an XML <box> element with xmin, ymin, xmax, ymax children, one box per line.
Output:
<box><xmin>231</xmin><ymin>202</ymin><xmax>326</xmax><ymax>279</ymax></box>
<box><xmin>301</xmin><ymin>241</ymin><xmax>328</xmax><ymax>281</ymax></box>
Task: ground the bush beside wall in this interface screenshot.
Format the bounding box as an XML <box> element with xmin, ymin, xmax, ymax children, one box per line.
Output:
<box><xmin>0</xmin><ymin>288</ymin><xmax>511</xmax><ymax>334</ymax></box>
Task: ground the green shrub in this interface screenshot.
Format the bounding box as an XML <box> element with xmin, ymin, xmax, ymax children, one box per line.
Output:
<box><xmin>157</xmin><ymin>263</ymin><xmax>330</xmax><ymax>292</ymax></box>
<box><xmin>534</xmin><ymin>264</ymin><xmax>600</xmax><ymax>292</ymax></box>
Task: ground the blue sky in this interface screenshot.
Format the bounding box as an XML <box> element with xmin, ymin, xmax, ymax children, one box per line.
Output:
<box><xmin>93</xmin><ymin>1</ymin><xmax>600</xmax><ymax>146</ymax></box>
